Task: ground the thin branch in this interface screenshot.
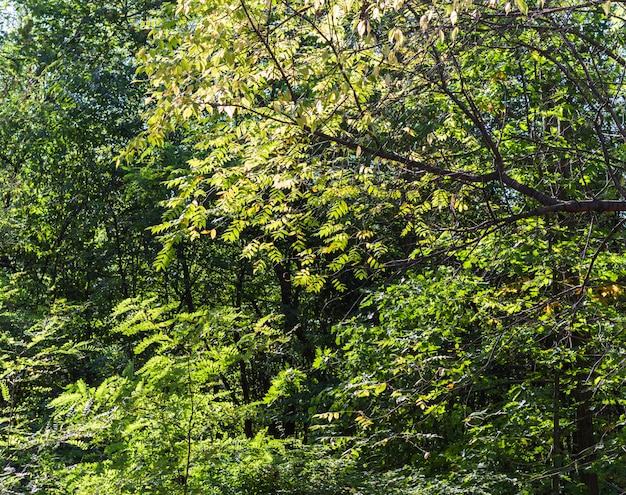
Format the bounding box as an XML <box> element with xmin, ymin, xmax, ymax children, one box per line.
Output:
<box><xmin>573</xmin><ymin>217</ymin><xmax>626</xmax><ymax>310</ymax></box>
<box><xmin>240</xmin><ymin>0</ymin><xmax>298</xmax><ymax>103</ymax></box>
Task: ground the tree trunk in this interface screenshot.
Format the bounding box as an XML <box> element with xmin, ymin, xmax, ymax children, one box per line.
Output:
<box><xmin>235</xmin><ymin>262</ymin><xmax>253</xmax><ymax>438</ymax></box>
<box><xmin>573</xmin><ymin>370</ymin><xmax>599</xmax><ymax>495</ymax></box>
<box><xmin>177</xmin><ymin>244</ymin><xmax>195</xmax><ymax>312</ymax></box>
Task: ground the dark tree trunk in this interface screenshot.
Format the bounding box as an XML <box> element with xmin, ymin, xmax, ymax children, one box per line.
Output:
<box><xmin>573</xmin><ymin>370</ymin><xmax>599</xmax><ymax>495</ymax></box>
<box><xmin>177</xmin><ymin>244</ymin><xmax>195</xmax><ymax>312</ymax></box>
<box><xmin>235</xmin><ymin>262</ymin><xmax>253</xmax><ymax>438</ymax></box>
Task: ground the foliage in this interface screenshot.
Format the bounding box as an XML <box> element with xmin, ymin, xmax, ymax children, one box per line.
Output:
<box><xmin>133</xmin><ymin>0</ymin><xmax>626</xmax><ymax>284</ymax></box>
<box><xmin>313</xmin><ymin>262</ymin><xmax>626</xmax><ymax>493</ymax></box>
<box><xmin>0</xmin><ymin>273</ymin><xmax>94</xmax><ymax>493</ymax></box>
<box><xmin>0</xmin><ymin>0</ymin><xmax>167</xmax><ymax>306</ymax></box>
<box><xmin>2</xmin><ymin>0</ymin><xmax>626</xmax><ymax>494</ymax></box>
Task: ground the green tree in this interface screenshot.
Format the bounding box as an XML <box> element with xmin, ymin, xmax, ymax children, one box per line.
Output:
<box><xmin>0</xmin><ymin>0</ymin><xmax>167</xmax><ymax>306</ymax></box>
<box><xmin>136</xmin><ymin>0</ymin><xmax>626</xmax><ymax>251</ymax></box>
<box><xmin>3</xmin><ymin>0</ymin><xmax>626</xmax><ymax>493</ymax></box>
<box><xmin>133</xmin><ymin>1</ymin><xmax>626</xmax><ymax>493</ymax></box>
<box><xmin>314</xmin><ymin>261</ymin><xmax>626</xmax><ymax>493</ymax></box>
<box><xmin>0</xmin><ymin>1</ymin><xmax>175</xmax><ymax>490</ymax></box>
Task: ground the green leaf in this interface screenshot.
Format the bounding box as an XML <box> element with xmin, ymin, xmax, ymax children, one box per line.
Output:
<box><xmin>0</xmin><ymin>381</ymin><xmax>9</xmax><ymax>402</ymax></box>
<box><xmin>373</xmin><ymin>382</ymin><xmax>387</xmax><ymax>395</ymax></box>
<box><xmin>515</xmin><ymin>0</ymin><xmax>528</xmax><ymax>15</ymax></box>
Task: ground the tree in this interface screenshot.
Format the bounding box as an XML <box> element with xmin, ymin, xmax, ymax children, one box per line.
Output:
<box><xmin>0</xmin><ymin>1</ymin><xmax>175</xmax><ymax>491</ymax></box>
<box><xmin>133</xmin><ymin>0</ymin><xmax>626</xmax><ymax>493</ymax></box>
<box><xmin>136</xmin><ymin>0</ymin><xmax>626</xmax><ymax>239</ymax></box>
<box><xmin>313</xmin><ymin>263</ymin><xmax>626</xmax><ymax>493</ymax></box>
<box><xmin>0</xmin><ymin>0</ymin><xmax>170</xmax><ymax>305</ymax></box>
<box><xmin>3</xmin><ymin>0</ymin><xmax>626</xmax><ymax>492</ymax></box>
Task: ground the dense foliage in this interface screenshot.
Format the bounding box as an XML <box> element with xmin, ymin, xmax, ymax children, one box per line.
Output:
<box><xmin>1</xmin><ymin>0</ymin><xmax>626</xmax><ymax>494</ymax></box>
